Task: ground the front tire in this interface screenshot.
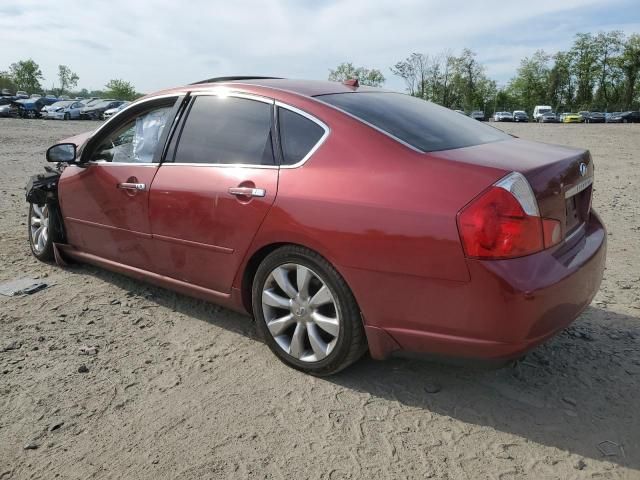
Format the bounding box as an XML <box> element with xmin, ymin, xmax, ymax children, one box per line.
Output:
<box><xmin>252</xmin><ymin>246</ymin><xmax>367</xmax><ymax>376</ymax></box>
<box><xmin>64</xmin><ymin>113</ymin><xmax>70</xmax><ymax>120</ymax></box>
<box><xmin>28</xmin><ymin>202</ymin><xmax>56</xmax><ymax>261</ymax></box>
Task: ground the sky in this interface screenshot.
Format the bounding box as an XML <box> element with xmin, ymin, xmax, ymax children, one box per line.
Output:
<box><xmin>1</xmin><ymin>0</ymin><xmax>639</xmax><ymax>94</ymax></box>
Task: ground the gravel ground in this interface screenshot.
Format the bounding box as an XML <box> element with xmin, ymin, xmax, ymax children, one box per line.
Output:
<box><xmin>1</xmin><ymin>118</ymin><xmax>639</xmax><ymax>480</ymax></box>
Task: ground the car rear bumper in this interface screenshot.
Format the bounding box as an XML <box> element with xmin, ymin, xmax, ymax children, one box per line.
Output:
<box><xmin>357</xmin><ymin>211</ymin><xmax>606</xmax><ymax>361</ymax></box>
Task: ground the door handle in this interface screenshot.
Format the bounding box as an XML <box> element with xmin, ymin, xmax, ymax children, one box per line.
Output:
<box><xmin>117</xmin><ymin>182</ymin><xmax>146</xmax><ymax>191</ymax></box>
<box><xmin>228</xmin><ymin>187</ymin><xmax>266</xmax><ymax>198</ymax></box>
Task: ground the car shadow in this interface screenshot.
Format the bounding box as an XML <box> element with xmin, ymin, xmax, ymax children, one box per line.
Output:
<box><xmin>71</xmin><ymin>264</ymin><xmax>639</xmax><ymax>471</ymax></box>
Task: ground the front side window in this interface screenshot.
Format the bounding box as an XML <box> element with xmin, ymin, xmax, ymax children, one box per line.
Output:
<box><xmin>174</xmin><ymin>95</ymin><xmax>274</xmax><ymax>165</ymax></box>
<box><xmin>90</xmin><ymin>106</ymin><xmax>171</xmax><ymax>163</ymax></box>
<box><xmin>278</xmin><ymin>107</ymin><xmax>326</xmax><ymax>165</ymax></box>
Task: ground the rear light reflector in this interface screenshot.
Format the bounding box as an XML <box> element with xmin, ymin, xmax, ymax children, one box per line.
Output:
<box><xmin>542</xmin><ymin>218</ymin><xmax>562</xmax><ymax>248</ymax></box>
<box><xmin>457</xmin><ymin>172</ymin><xmax>560</xmax><ymax>259</ymax></box>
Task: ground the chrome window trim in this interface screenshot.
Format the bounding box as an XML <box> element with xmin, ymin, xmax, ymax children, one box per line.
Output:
<box><xmin>85</xmin><ymin>161</ymin><xmax>158</xmax><ymax>167</ymax></box>
<box><xmin>160</xmin><ymin>162</ymin><xmax>278</xmax><ymax>170</ymax></box>
<box><xmin>189</xmin><ymin>89</ymin><xmax>274</xmax><ymax>105</ymax></box>
<box><xmin>86</xmin><ymin>93</ymin><xmax>184</xmax><ymax>143</ymax></box>
<box><xmin>314</xmin><ymin>95</ymin><xmax>424</xmax><ymax>153</ymax></box>
<box><xmin>275</xmin><ymin>101</ymin><xmax>330</xmax><ymax>169</ymax></box>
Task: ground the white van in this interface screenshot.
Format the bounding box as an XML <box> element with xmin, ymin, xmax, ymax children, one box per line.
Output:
<box><xmin>533</xmin><ymin>105</ymin><xmax>552</xmax><ymax>121</ymax></box>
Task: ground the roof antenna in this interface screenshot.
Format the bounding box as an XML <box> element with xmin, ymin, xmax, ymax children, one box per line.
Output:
<box><xmin>343</xmin><ymin>78</ymin><xmax>359</xmax><ymax>88</ymax></box>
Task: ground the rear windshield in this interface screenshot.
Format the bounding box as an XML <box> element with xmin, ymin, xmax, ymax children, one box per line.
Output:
<box><xmin>317</xmin><ymin>92</ymin><xmax>509</xmax><ymax>152</ymax></box>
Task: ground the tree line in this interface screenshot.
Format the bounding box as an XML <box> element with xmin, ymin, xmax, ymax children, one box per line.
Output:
<box><xmin>0</xmin><ymin>59</ymin><xmax>141</xmax><ymax>101</ymax></box>
<box><xmin>3</xmin><ymin>31</ymin><xmax>638</xmax><ymax>113</ymax></box>
<box><xmin>330</xmin><ymin>31</ymin><xmax>640</xmax><ymax>114</ymax></box>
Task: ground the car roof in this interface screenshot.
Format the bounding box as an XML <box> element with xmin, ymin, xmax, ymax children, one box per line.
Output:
<box><xmin>163</xmin><ymin>77</ymin><xmax>389</xmax><ymax>98</ymax></box>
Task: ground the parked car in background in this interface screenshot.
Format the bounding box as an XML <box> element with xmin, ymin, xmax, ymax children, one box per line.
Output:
<box><xmin>1</xmin><ymin>88</ymin><xmax>14</xmax><ymax>97</ymax></box>
<box><xmin>16</xmin><ymin>91</ymin><xmax>29</xmax><ymax>99</ymax></box>
<box><xmin>539</xmin><ymin>111</ymin><xmax>559</xmax><ymax>123</ymax></box>
<box><xmin>605</xmin><ymin>112</ymin><xmax>619</xmax><ymax>122</ymax></box>
<box><xmin>30</xmin><ymin>77</ymin><xmax>606</xmax><ymax>375</ymax></box>
<box><xmin>560</xmin><ymin>113</ymin><xmax>583</xmax><ymax>123</ymax></box>
<box><xmin>453</xmin><ymin>109</ymin><xmax>466</xmax><ymax>115</ymax></box>
<box><xmin>0</xmin><ymin>101</ymin><xmax>18</xmax><ymax>118</ymax></box>
<box><xmin>512</xmin><ymin>110</ymin><xmax>529</xmax><ymax>122</ymax></box>
<box><xmin>80</xmin><ymin>100</ymin><xmax>124</xmax><ymax>120</ymax></box>
<box><xmin>470</xmin><ymin>110</ymin><xmax>485</xmax><ymax>121</ymax></box>
<box><xmin>46</xmin><ymin>100</ymin><xmax>85</xmax><ymax>120</ymax></box>
<box><xmin>493</xmin><ymin>111</ymin><xmax>513</xmax><ymax>122</ymax></box>
<box><xmin>103</xmin><ymin>101</ymin><xmax>131</xmax><ymax>120</ymax></box>
<box><xmin>608</xmin><ymin>111</ymin><xmax>640</xmax><ymax>123</ymax></box>
<box><xmin>15</xmin><ymin>96</ymin><xmax>58</xmax><ymax>118</ymax></box>
<box><xmin>584</xmin><ymin>112</ymin><xmax>605</xmax><ymax>123</ymax></box>
<box><xmin>533</xmin><ymin>105</ymin><xmax>552</xmax><ymax>121</ymax></box>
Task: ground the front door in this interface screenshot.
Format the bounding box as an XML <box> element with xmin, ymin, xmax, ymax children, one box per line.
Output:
<box><xmin>58</xmin><ymin>97</ymin><xmax>180</xmax><ymax>269</ymax></box>
<box><xmin>148</xmin><ymin>93</ymin><xmax>279</xmax><ymax>293</ymax></box>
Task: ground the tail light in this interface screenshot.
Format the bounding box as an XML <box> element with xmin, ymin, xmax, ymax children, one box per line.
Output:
<box><xmin>457</xmin><ymin>172</ymin><xmax>561</xmax><ymax>259</ymax></box>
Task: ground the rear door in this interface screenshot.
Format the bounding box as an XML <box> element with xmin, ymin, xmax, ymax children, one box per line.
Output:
<box><xmin>58</xmin><ymin>96</ymin><xmax>182</xmax><ymax>269</ymax></box>
<box><xmin>148</xmin><ymin>92</ymin><xmax>279</xmax><ymax>293</ymax></box>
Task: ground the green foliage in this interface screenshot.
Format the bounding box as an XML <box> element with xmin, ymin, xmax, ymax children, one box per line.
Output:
<box><xmin>328</xmin><ymin>62</ymin><xmax>385</xmax><ymax>87</ymax></box>
<box><xmin>0</xmin><ymin>71</ymin><xmax>16</xmax><ymax>92</ymax></box>
<box><xmin>391</xmin><ymin>31</ymin><xmax>640</xmax><ymax>115</ymax></box>
<box><xmin>104</xmin><ymin>79</ymin><xmax>138</xmax><ymax>101</ymax></box>
<box><xmin>391</xmin><ymin>49</ymin><xmax>496</xmax><ymax>111</ymax></box>
<box><xmin>617</xmin><ymin>33</ymin><xmax>640</xmax><ymax>109</ymax></box>
<box><xmin>507</xmin><ymin>50</ymin><xmax>551</xmax><ymax>114</ymax></box>
<box><xmin>57</xmin><ymin>65</ymin><xmax>79</xmax><ymax>95</ymax></box>
<box><xmin>9</xmin><ymin>59</ymin><xmax>44</xmax><ymax>94</ymax></box>
<box><xmin>546</xmin><ymin>51</ymin><xmax>573</xmax><ymax>110</ymax></box>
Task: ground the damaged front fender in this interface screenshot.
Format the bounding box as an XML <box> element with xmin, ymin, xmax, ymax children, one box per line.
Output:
<box><xmin>25</xmin><ymin>165</ymin><xmax>68</xmax><ymax>263</ymax></box>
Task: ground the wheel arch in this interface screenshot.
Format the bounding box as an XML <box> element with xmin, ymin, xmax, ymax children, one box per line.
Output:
<box><xmin>238</xmin><ymin>241</ymin><xmax>358</xmax><ymax>319</ymax></box>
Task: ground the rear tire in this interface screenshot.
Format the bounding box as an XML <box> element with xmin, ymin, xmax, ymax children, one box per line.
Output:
<box><xmin>252</xmin><ymin>245</ymin><xmax>367</xmax><ymax>376</ymax></box>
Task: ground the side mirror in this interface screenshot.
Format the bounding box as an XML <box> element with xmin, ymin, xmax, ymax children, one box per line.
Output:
<box><xmin>46</xmin><ymin>143</ymin><xmax>76</xmax><ymax>163</ymax></box>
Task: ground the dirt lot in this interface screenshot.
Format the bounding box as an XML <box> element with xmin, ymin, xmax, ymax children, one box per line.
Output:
<box><xmin>1</xmin><ymin>118</ymin><xmax>639</xmax><ymax>479</ymax></box>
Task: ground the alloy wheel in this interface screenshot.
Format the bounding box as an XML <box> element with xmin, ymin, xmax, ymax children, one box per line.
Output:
<box><xmin>261</xmin><ymin>263</ymin><xmax>340</xmax><ymax>362</ymax></box>
<box><xmin>30</xmin><ymin>204</ymin><xmax>49</xmax><ymax>254</ymax></box>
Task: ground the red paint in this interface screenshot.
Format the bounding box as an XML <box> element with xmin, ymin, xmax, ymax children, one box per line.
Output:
<box><xmin>59</xmin><ymin>164</ymin><xmax>158</xmax><ymax>269</ymax></box>
<box><xmin>147</xmin><ymin>165</ymin><xmax>278</xmax><ymax>292</ymax></box>
<box><xmin>55</xmin><ymin>79</ymin><xmax>606</xmax><ymax>363</ymax></box>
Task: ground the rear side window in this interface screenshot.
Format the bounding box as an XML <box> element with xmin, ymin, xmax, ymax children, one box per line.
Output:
<box><xmin>317</xmin><ymin>92</ymin><xmax>509</xmax><ymax>152</ymax></box>
<box><xmin>278</xmin><ymin>108</ymin><xmax>326</xmax><ymax>165</ymax></box>
<box><xmin>174</xmin><ymin>95</ymin><xmax>274</xmax><ymax>165</ymax></box>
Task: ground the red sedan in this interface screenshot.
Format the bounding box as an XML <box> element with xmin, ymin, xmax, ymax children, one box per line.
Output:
<box><xmin>29</xmin><ymin>77</ymin><xmax>606</xmax><ymax>375</ymax></box>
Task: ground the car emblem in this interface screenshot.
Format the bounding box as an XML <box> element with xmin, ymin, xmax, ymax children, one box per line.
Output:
<box><xmin>579</xmin><ymin>163</ymin><xmax>587</xmax><ymax>177</ymax></box>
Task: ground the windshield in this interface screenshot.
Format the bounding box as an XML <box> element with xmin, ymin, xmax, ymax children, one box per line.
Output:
<box><xmin>317</xmin><ymin>92</ymin><xmax>509</xmax><ymax>153</ymax></box>
<box><xmin>539</xmin><ymin>108</ymin><xmax>551</xmax><ymax>114</ymax></box>
<box><xmin>52</xmin><ymin>101</ymin><xmax>73</xmax><ymax>108</ymax></box>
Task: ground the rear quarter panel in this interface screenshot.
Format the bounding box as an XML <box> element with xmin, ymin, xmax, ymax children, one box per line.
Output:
<box><xmin>239</xmin><ymin>96</ymin><xmax>508</xmax><ymax>311</ymax></box>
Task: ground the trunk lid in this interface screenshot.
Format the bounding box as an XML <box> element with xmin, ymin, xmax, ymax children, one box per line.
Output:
<box><xmin>435</xmin><ymin>138</ymin><xmax>594</xmax><ymax>240</ymax></box>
